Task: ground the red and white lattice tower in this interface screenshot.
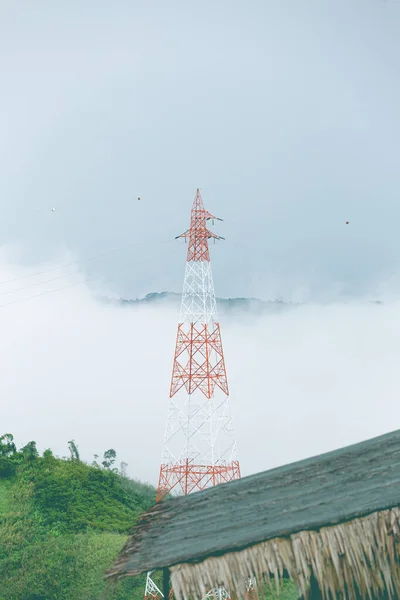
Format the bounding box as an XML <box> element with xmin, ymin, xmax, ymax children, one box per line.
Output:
<box><xmin>144</xmin><ymin>189</ymin><xmax>241</xmax><ymax>600</ymax></box>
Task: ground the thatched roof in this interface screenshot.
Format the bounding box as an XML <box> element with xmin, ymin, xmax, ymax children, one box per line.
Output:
<box><xmin>107</xmin><ymin>429</ymin><xmax>400</xmax><ymax>599</ymax></box>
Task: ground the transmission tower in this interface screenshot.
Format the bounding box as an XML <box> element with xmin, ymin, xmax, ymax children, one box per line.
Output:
<box><xmin>144</xmin><ymin>189</ymin><xmax>241</xmax><ymax>600</ymax></box>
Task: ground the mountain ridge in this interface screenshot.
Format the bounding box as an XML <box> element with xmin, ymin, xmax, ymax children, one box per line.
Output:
<box><xmin>99</xmin><ymin>292</ymin><xmax>383</xmax><ymax>315</ymax></box>
<box><xmin>100</xmin><ymin>292</ymin><xmax>299</xmax><ymax>315</ymax></box>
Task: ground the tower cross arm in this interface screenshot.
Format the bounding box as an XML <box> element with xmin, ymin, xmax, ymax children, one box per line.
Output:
<box><xmin>175</xmin><ymin>229</ymin><xmax>225</xmax><ymax>242</ymax></box>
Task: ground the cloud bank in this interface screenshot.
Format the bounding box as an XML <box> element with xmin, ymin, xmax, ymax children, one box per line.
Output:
<box><xmin>1</xmin><ymin>248</ymin><xmax>399</xmax><ymax>484</ymax></box>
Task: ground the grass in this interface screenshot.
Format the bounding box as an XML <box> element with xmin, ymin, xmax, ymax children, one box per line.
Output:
<box><xmin>0</xmin><ymin>479</ymin><xmax>11</xmax><ymax>515</ymax></box>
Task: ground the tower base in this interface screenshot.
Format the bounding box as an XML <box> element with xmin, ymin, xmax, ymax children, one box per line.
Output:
<box><xmin>157</xmin><ymin>460</ymin><xmax>241</xmax><ymax>502</ymax></box>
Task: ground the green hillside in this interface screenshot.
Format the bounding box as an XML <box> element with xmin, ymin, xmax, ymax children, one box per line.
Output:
<box><xmin>0</xmin><ymin>434</ymin><xmax>155</xmax><ymax>600</ymax></box>
<box><xmin>0</xmin><ymin>434</ymin><xmax>298</xmax><ymax>600</ymax></box>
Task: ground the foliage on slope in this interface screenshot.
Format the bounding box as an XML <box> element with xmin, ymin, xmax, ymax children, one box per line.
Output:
<box><xmin>0</xmin><ymin>434</ymin><xmax>298</xmax><ymax>600</ymax></box>
<box><xmin>0</xmin><ymin>434</ymin><xmax>155</xmax><ymax>600</ymax></box>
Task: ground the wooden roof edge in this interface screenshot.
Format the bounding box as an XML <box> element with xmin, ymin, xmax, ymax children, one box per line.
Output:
<box><xmin>105</xmin><ymin>428</ymin><xmax>400</xmax><ymax>579</ymax></box>
<box><xmin>105</xmin><ymin>500</ymin><xmax>171</xmax><ymax>578</ymax></box>
<box><xmin>106</xmin><ymin>496</ymin><xmax>400</xmax><ymax>580</ymax></box>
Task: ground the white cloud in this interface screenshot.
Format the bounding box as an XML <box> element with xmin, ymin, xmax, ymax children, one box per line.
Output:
<box><xmin>0</xmin><ymin>249</ymin><xmax>175</xmax><ymax>481</ymax></box>
<box><xmin>225</xmin><ymin>300</ymin><xmax>400</xmax><ymax>477</ymax></box>
<box><xmin>1</xmin><ymin>248</ymin><xmax>399</xmax><ymax>485</ymax></box>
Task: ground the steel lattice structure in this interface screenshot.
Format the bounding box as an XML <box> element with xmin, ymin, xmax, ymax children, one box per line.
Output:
<box><xmin>156</xmin><ymin>189</ymin><xmax>240</xmax><ymax>505</ymax></box>
<box><xmin>144</xmin><ymin>190</ymin><xmax>241</xmax><ymax>600</ymax></box>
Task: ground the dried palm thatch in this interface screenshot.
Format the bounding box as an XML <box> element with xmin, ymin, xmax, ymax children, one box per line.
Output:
<box><xmin>170</xmin><ymin>507</ymin><xmax>400</xmax><ymax>600</ymax></box>
<box><xmin>107</xmin><ymin>429</ymin><xmax>400</xmax><ymax>599</ymax></box>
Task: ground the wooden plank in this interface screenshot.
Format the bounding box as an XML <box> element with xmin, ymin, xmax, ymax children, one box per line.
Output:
<box><xmin>110</xmin><ymin>428</ymin><xmax>400</xmax><ymax>577</ymax></box>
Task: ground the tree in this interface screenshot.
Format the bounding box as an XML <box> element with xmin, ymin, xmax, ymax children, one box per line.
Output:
<box><xmin>0</xmin><ymin>434</ymin><xmax>16</xmax><ymax>457</ymax></box>
<box><xmin>67</xmin><ymin>440</ymin><xmax>80</xmax><ymax>462</ymax></box>
<box><xmin>102</xmin><ymin>449</ymin><xmax>116</xmax><ymax>469</ymax></box>
<box><xmin>21</xmin><ymin>441</ymin><xmax>39</xmax><ymax>462</ymax></box>
<box><xmin>42</xmin><ymin>449</ymin><xmax>55</xmax><ymax>462</ymax></box>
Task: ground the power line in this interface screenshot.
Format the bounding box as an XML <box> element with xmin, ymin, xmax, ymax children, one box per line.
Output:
<box><xmin>0</xmin><ymin>237</ymin><xmax>177</xmax><ymax>309</ymax></box>
<box><xmin>0</xmin><ymin>275</ymin><xmax>100</xmax><ymax>309</ymax></box>
<box><xmin>0</xmin><ymin>237</ymin><xmax>174</xmax><ymax>287</ymax></box>
<box><xmin>0</xmin><ymin>269</ymin><xmax>88</xmax><ymax>297</ymax></box>
<box><xmin>0</xmin><ymin>215</ymin><xmax>241</xmax><ymax>310</ymax></box>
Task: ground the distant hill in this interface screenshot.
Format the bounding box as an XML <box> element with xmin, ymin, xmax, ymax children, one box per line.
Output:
<box><xmin>100</xmin><ymin>292</ymin><xmax>384</xmax><ymax>315</ymax></box>
<box><xmin>100</xmin><ymin>292</ymin><xmax>299</xmax><ymax>316</ymax></box>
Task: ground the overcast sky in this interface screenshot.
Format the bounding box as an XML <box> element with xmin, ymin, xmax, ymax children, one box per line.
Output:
<box><xmin>1</xmin><ymin>0</ymin><xmax>400</xmax><ymax>301</ymax></box>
